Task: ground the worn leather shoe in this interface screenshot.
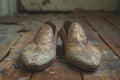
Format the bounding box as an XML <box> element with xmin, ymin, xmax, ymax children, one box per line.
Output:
<box><xmin>21</xmin><ymin>21</ymin><xmax>58</xmax><ymax>70</ymax></box>
<box><xmin>60</xmin><ymin>20</ymin><xmax>102</xmax><ymax>70</ymax></box>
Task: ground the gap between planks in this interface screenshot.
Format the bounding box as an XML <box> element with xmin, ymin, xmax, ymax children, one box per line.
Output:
<box><xmin>0</xmin><ymin>48</ymin><xmax>12</xmax><ymax>63</ymax></box>
<box><xmin>84</xmin><ymin>17</ymin><xmax>120</xmax><ymax>59</ymax></box>
<box><xmin>78</xmin><ymin>18</ymin><xmax>120</xmax><ymax>80</ymax></box>
<box><xmin>0</xmin><ymin>26</ymin><xmax>40</xmax><ymax>80</ymax></box>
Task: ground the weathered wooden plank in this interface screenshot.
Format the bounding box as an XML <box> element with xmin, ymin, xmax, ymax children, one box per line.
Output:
<box><xmin>0</xmin><ymin>33</ymin><xmax>20</xmax><ymax>62</ymax></box>
<box><xmin>86</xmin><ymin>17</ymin><xmax>120</xmax><ymax>58</ymax></box>
<box><xmin>0</xmin><ymin>24</ymin><xmax>25</xmax><ymax>62</ymax></box>
<box><xmin>0</xmin><ymin>24</ymin><xmax>24</xmax><ymax>33</ymax></box>
<box><xmin>0</xmin><ymin>31</ymin><xmax>37</xmax><ymax>80</ymax></box>
<box><xmin>105</xmin><ymin>17</ymin><xmax>120</xmax><ymax>28</ymax></box>
<box><xmin>77</xmin><ymin>18</ymin><xmax>120</xmax><ymax>80</ymax></box>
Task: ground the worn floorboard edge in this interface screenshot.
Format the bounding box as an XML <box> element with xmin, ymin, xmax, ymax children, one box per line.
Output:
<box><xmin>29</xmin><ymin>72</ymin><xmax>34</xmax><ymax>80</ymax></box>
<box><xmin>0</xmin><ymin>24</ymin><xmax>27</xmax><ymax>62</ymax></box>
<box><xmin>84</xmin><ymin>18</ymin><xmax>120</xmax><ymax>59</ymax></box>
<box><xmin>0</xmin><ymin>33</ymin><xmax>20</xmax><ymax>63</ymax></box>
<box><xmin>0</xmin><ymin>48</ymin><xmax>12</xmax><ymax>63</ymax></box>
<box><xmin>103</xmin><ymin>17</ymin><xmax>120</xmax><ymax>30</ymax></box>
<box><xmin>80</xmin><ymin>71</ymin><xmax>84</xmax><ymax>80</ymax></box>
<box><xmin>96</xmin><ymin>33</ymin><xmax>120</xmax><ymax>59</ymax></box>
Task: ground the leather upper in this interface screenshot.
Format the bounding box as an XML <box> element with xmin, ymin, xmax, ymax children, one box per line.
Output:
<box><xmin>60</xmin><ymin>20</ymin><xmax>102</xmax><ymax>70</ymax></box>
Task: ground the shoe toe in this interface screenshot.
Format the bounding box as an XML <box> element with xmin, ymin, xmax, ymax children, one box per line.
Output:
<box><xmin>66</xmin><ymin>51</ymin><xmax>101</xmax><ymax>70</ymax></box>
<box><xmin>22</xmin><ymin>50</ymin><xmax>55</xmax><ymax>70</ymax></box>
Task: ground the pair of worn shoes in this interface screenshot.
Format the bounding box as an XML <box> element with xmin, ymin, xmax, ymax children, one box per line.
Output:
<box><xmin>21</xmin><ymin>20</ymin><xmax>102</xmax><ymax>71</ymax></box>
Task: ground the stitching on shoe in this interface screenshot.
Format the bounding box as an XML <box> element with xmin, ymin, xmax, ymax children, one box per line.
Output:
<box><xmin>79</xmin><ymin>43</ymin><xmax>95</xmax><ymax>66</ymax></box>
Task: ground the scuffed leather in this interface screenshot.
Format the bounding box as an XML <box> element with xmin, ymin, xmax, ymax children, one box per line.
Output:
<box><xmin>35</xmin><ymin>25</ymin><xmax>54</xmax><ymax>44</ymax></box>
<box><xmin>21</xmin><ymin>21</ymin><xmax>57</xmax><ymax>70</ymax></box>
<box><xmin>60</xmin><ymin>20</ymin><xmax>102</xmax><ymax>70</ymax></box>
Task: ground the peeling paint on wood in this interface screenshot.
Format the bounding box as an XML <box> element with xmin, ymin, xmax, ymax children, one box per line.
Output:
<box><xmin>18</xmin><ymin>0</ymin><xmax>118</xmax><ymax>11</ymax></box>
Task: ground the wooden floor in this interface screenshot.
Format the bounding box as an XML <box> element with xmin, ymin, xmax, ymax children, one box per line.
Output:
<box><xmin>0</xmin><ymin>12</ymin><xmax>120</xmax><ymax>80</ymax></box>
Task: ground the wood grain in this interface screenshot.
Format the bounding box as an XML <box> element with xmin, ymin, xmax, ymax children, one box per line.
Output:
<box><xmin>0</xmin><ymin>31</ymin><xmax>37</xmax><ymax>80</ymax></box>
<box><xmin>105</xmin><ymin>17</ymin><xmax>120</xmax><ymax>27</ymax></box>
<box><xmin>0</xmin><ymin>24</ymin><xmax>25</xmax><ymax>62</ymax></box>
<box><xmin>0</xmin><ymin>33</ymin><xmax>20</xmax><ymax>62</ymax></box>
<box><xmin>86</xmin><ymin>17</ymin><xmax>120</xmax><ymax>58</ymax></box>
<box><xmin>78</xmin><ymin>18</ymin><xmax>120</xmax><ymax>80</ymax></box>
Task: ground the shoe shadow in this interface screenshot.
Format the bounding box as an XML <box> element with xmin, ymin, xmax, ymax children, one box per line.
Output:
<box><xmin>56</xmin><ymin>45</ymin><xmax>64</xmax><ymax>58</ymax></box>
